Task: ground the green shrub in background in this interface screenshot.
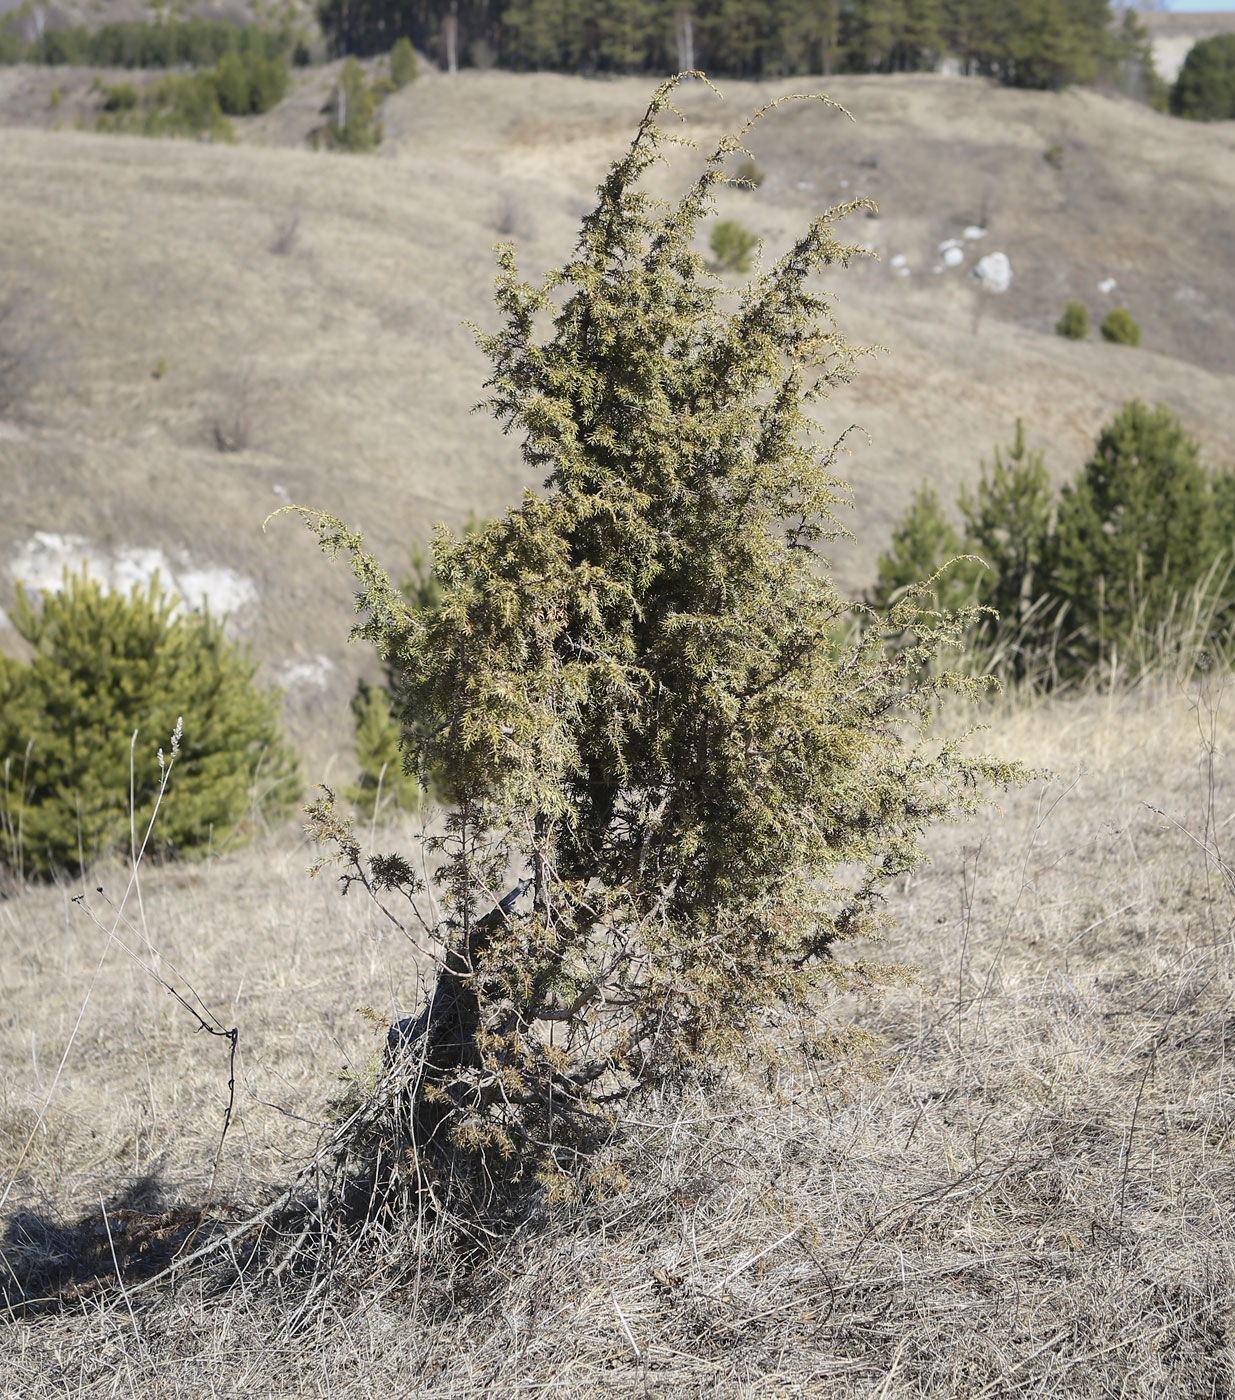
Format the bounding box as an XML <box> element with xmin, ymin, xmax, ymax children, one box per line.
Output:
<box><xmin>214</xmin><ymin>50</ymin><xmax>251</xmax><ymax>115</ymax></box>
<box><xmin>870</xmin><ymin>483</ymin><xmax>982</xmax><ymax>617</ymax></box>
<box><xmin>873</xmin><ymin>404</ymin><xmax>1233</xmax><ymax>683</ymax></box>
<box><xmin>389</xmin><ymin>36</ymin><xmax>418</xmax><ymax>88</ymax></box>
<box><xmin>214</xmin><ymin>49</ymin><xmax>288</xmax><ymax>115</ymax></box>
<box><xmin>1100</xmin><ymin>306</ymin><xmax>1140</xmax><ymax>346</ymax></box>
<box><xmin>1171</xmin><ymin>33</ymin><xmax>1235</xmax><ymax>121</ymax></box>
<box><xmin>96</xmin><ymin>70</ymin><xmax>236</xmax><ymax>140</ymax></box>
<box><xmin>316</xmin><ymin>57</ymin><xmax>382</xmax><ymax>152</ymax></box>
<box><xmin>102</xmin><ymin>80</ymin><xmax>140</xmax><ymax>112</ymax></box>
<box><xmin>0</xmin><ymin>573</ymin><xmax>299</xmax><ymax>881</ymax></box>
<box><xmin>6</xmin><ymin>17</ymin><xmax>296</xmax><ymax>69</ymax></box>
<box><xmin>708</xmin><ymin>218</ymin><xmax>757</xmax><ymax>273</ymax></box>
<box><xmin>1050</xmin><ymin>401</ymin><xmax>1214</xmax><ymax>667</ymax></box>
<box><xmin>344</xmin><ymin>678</ymin><xmax>423</xmax><ymax>819</ymax></box>
<box><xmin>958</xmin><ymin>420</ymin><xmax>1054</xmax><ymax>660</ymax></box>
<box><xmin>1055</xmin><ymin>300</ymin><xmax>1088</xmax><ymax>340</ymax></box>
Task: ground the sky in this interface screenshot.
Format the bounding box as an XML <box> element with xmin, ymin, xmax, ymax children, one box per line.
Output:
<box><xmin>1162</xmin><ymin>1</ymin><xmax>1235</xmax><ymax>11</ymax></box>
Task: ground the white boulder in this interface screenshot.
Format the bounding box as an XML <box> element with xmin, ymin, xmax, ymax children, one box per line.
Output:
<box><xmin>974</xmin><ymin>252</ymin><xmax>1012</xmax><ymax>293</ymax></box>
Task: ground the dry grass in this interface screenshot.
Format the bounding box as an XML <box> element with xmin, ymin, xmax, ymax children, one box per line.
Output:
<box><xmin>3</xmin><ymin>66</ymin><xmax>1235</xmax><ymax>1394</ymax></box>
<box><xmin>1</xmin><ymin>678</ymin><xmax>1233</xmax><ymax>1396</ymax></box>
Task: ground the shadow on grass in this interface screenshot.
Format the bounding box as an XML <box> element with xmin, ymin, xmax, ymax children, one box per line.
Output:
<box><xmin>0</xmin><ymin>1175</ymin><xmax>251</xmax><ymax>1316</ymax></box>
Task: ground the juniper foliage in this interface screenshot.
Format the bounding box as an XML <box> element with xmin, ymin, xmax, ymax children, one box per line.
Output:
<box><xmin>300</xmin><ymin>79</ymin><xmax>1023</xmax><ymax>1214</ymax></box>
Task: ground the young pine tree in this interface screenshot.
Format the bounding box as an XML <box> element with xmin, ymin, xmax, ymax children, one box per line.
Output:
<box><xmin>1049</xmin><ymin>401</ymin><xmax>1215</xmax><ymax>669</ymax></box>
<box><xmin>0</xmin><ymin>572</ymin><xmax>298</xmax><ymax>880</ymax></box>
<box><xmin>870</xmin><ymin>482</ymin><xmax>982</xmax><ymax>617</ymax></box>
<box><xmin>300</xmin><ymin>80</ymin><xmax>1024</xmax><ymax>1214</ymax></box>
<box><xmin>959</xmin><ymin>418</ymin><xmax>1054</xmax><ymax>670</ymax></box>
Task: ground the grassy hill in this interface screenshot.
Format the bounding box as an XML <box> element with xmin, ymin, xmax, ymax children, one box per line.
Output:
<box><xmin>3</xmin><ymin>69</ymin><xmax>1235</xmax><ymax>1397</ymax></box>
<box><xmin>2</xmin><ymin>68</ymin><xmax>1235</xmax><ymax>769</ymax></box>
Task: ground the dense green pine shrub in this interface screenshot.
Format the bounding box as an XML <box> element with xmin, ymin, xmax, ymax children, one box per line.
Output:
<box><xmin>873</xmin><ymin>405</ymin><xmax>1232</xmax><ymax>682</ymax></box>
<box><xmin>1049</xmin><ymin>401</ymin><xmax>1214</xmax><ymax>667</ymax></box>
<box><xmin>952</xmin><ymin>414</ymin><xmax>1047</xmax><ymax>641</ymax></box>
<box><xmin>214</xmin><ymin>50</ymin><xmax>251</xmax><ymax>115</ymax></box>
<box><xmin>102</xmin><ymin>81</ymin><xmax>140</xmax><ymax>113</ymax></box>
<box><xmin>299</xmin><ymin>81</ymin><xmax>1023</xmax><ymax>1214</ymax></box>
<box><xmin>1100</xmin><ymin>306</ymin><xmax>1141</xmax><ymax>347</ymax></box>
<box><xmin>1171</xmin><ymin>33</ymin><xmax>1235</xmax><ymax>121</ymax></box>
<box><xmin>96</xmin><ymin>70</ymin><xmax>236</xmax><ymax>141</ymax></box>
<box><xmin>213</xmin><ymin>49</ymin><xmax>289</xmax><ymax>115</ymax></box>
<box><xmin>344</xmin><ymin>678</ymin><xmax>423</xmax><ymax>818</ymax></box>
<box><xmin>0</xmin><ymin>573</ymin><xmax>299</xmax><ymax>881</ymax></box>
<box><xmin>870</xmin><ymin>426</ymin><xmax>1053</xmax><ymax>672</ymax></box>
<box><xmin>1055</xmin><ymin>300</ymin><xmax>1088</xmax><ymax>340</ymax></box>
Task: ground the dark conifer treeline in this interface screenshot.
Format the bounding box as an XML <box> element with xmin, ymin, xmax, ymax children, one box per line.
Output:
<box><xmin>316</xmin><ymin>0</ymin><xmax>1149</xmax><ymax>90</ymax></box>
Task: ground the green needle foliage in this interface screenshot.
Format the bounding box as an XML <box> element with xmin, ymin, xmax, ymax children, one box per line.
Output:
<box><xmin>960</xmin><ymin>420</ymin><xmax>1054</xmax><ymax>652</ymax></box>
<box><xmin>870</xmin><ymin>483</ymin><xmax>982</xmax><ymax>617</ymax></box>
<box><xmin>1100</xmin><ymin>306</ymin><xmax>1141</xmax><ymax>347</ymax></box>
<box><xmin>316</xmin><ymin>57</ymin><xmax>383</xmax><ymax>152</ymax></box>
<box><xmin>1050</xmin><ymin>401</ymin><xmax>1212</xmax><ymax>668</ymax></box>
<box><xmin>1055</xmin><ymin>300</ymin><xmax>1088</xmax><ymax>340</ymax></box>
<box><xmin>389</xmin><ymin>36</ymin><xmax>418</xmax><ymax>88</ymax></box>
<box><xmin>708</xmin><ymin>217</ymin><xmax>757</xmax><ymax>273</ymax></box>
<box><xmin>345</xmin><ymin>677</ymin><xmax>424</xmax><ymax>818</ymax></box>
<box><xmin>0</xmin><ymin>572</ymin><xmax>299</xmax><ymax>881</ymax></box>
<box><xmin>1171</xmin><ymin>33</ymin><xmax>1235</xmax><ymax>121</ymax></box>
<box><xmin>300</xmin><ymin>79</ymin><xmax>1025</xmax><ymax>1217</ymax></box>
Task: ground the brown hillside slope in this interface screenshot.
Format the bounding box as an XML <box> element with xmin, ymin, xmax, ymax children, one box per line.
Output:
<box><xmin>2</xmin><ymin>71</ymin><xmax>1234</xmax><ymax>766</ymax></box>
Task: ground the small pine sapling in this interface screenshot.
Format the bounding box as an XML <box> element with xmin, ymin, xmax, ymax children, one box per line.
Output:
<box><xmin>1055</xmin><ymin>300</ymin><xmax>1088</xmax><ymax>339</ymax></box>
<box><xmin>708</xmin><ymin>217</ymin><xmax>757</xmax><ymax>272</ymax></box>
<box><xmin>1049</xmin><ymin>401</ymin><xmax>1215</xmax><ymax>669</ymax></box>
<box><xmin>959</xmin><ymin>419</ymin><xmax>1055</xmax><ymax>674</ymax></box>
<box><xmin>871</xmin><ymin>482</ymin><xmax>983</xmax><ymax>619</ymax></box>
<box><xmin>0</xmin><ymin>572</ymin><xmax>298</xmax><ymax>880</ymax></box>
<box><xmin>1100</xmin><ymin>306</ymin><xmax>1141</xmax><ymax>346</ymax></box>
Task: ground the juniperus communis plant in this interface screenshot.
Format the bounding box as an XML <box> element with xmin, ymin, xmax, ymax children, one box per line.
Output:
<box><xmin>296</xmin><ymin>79</ymin><xmax>1024</xmax><ymax>1225</ymax></box>
<box><xmin>0</xmin><ymin>572</ymin><xmax>299</xmax><ymax>880</ymax></box>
